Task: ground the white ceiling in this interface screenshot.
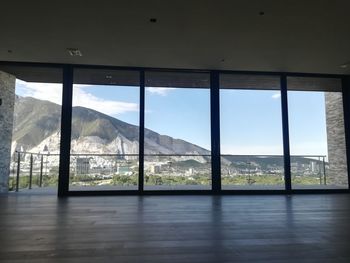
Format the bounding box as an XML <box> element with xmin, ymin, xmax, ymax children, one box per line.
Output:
<box><xmin>1</xmin><ymin>0</ymin><xmax>350</xmax><ymax>74</ymax></box>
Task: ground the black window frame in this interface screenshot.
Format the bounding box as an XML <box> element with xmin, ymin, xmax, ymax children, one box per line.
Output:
<box><xmin>0</xmin><ymin>61</ymin><xmax>349</xmax><ymax>196</ymax></box>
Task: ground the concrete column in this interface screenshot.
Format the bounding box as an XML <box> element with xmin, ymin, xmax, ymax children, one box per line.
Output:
<box><xmin>0</xmin><ymin>71</ymin><xmax>16</xmax><ymax>193</ymax></box>
<box><xmin>325</xmin><ymin>92</ymin><xmax>348</xmax><ymax>186</ymax></box>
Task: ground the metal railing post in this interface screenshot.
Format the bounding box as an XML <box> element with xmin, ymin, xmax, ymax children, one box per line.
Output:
<box><xmin>16</xmin><ymin>152</ymin><xmax>20</xmax><ymax>192</ymax></box>
<box><xmin>318</xmin><ymin>156</ymin><xmax>322</xmax><ymax>185</ymax></box>
<box><xmin>29</xmin><ymin>154</ymin><xmax>33</xmax><ymax>189</ymax></box>
<box><xmin>323</xmin><ymin>156</ymin><xmax>327</xmax><ymax>185</ymax></box>
<box><xmin>39</xmin><ymin>155</ymin><xmax>44</xmax><ymax>187</ymax></box>
<box><xmin>45</xmin><ymin>155</ymin><xmax>48</xmax><ymax>177</ymax></box>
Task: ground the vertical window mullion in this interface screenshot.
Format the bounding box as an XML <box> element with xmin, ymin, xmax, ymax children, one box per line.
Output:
<box><xmin>341</xmin><ymin>76</ymin><xmax>350</xmax><ymax>190</ymax></box>
<box><xmin>210</xmin><ymin>71</ymin><xmax>221</xmax><ymax>193</ymax></box>
<box><xmin>280</xmin><ymin>74</ymin><xmax>292</xmax><ymax>192</ymax></box>
<box><xmin>58</xmin><ymin>65</ymin><xmax>73</xmax><ymax>197</ymax></box>
<box><xmin>138</xmin><ymin>70</ymin><xmax>145</xmax><ymax>193</ymax></box>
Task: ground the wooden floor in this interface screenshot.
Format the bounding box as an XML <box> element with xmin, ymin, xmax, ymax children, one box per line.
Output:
<box><xmin>0</xmin><ymin>193</ymin><xmax>350</xmax><ymax>263</ymax></box>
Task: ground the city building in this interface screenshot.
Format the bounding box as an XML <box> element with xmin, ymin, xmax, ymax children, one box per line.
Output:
<box><xmin>75</xmin><ymin>158</ymin><xmax>90</xmax><ymax>176</ymax></box>
<box><xmin>150</xmin><ymin>165</ymin><xmax>162</xmax><ymax>174</ymax></box>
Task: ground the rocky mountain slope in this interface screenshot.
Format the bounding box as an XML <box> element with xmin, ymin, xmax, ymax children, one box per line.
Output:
<box><xmin>12</xmin><ymin>96</ymin><xmax>210</xmax><ymax>160</ymax></box>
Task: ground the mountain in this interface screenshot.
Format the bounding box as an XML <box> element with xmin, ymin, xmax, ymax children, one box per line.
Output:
<box><xmin>12</xmin><ymin>96</ymin><xmax>318</xmax><ymax>168</ymax></box>
<box><xmin>11</xmin><ymin>96</ymin><xmax>210</xmax><ymax>161</ymax></box>
<box><xmin>12</xmin><ymin>96</ymin><xmax>61</xmax><ymax>151</ymax></box>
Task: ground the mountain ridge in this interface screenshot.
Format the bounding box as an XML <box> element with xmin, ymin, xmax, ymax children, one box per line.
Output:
<box><xmin>12</xmin><ymin>96</ymin><xmax>210</xmax><ymax>158</ymax></box>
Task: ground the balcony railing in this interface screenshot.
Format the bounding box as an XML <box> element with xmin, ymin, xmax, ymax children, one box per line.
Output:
<box><xmin>9</xmin><ymin>152</ymin><xmax>327</xmax><ymax>191</ymax></box>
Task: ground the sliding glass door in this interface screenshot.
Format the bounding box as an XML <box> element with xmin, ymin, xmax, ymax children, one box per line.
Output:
<box><xmin>69</xmin><ymin>68</ymin><xmax>140</xmax><ymax>191</ymax></box>
<box><xmin>144</xmin><ymin>71</ymin><xmax>211</xmax><ymax>190</ymax></box>
<box><xmin>288</xmin><ymin>77</ymin><xmax>348</xmax><ymax>189</ymax></box>
<box><xmin>220</xmin><ymin>74</ymin><xmax>284</xmax><ymax>190</ymax></box>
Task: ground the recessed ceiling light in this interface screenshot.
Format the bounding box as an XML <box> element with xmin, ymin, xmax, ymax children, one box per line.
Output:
<box><xmin>340</xmin><ymin>63</ymin><xmax>349</xmax><ymax>69</ymax></box>
<box><xmin>106</xmin><ymin>75</ymin><xmax>112</xmax><ymax>79</ymax></box>
<box><xmin>67</xmin><ymin>48</ymin><xmax>82</xmax><ymax>57</ymax></box>
<box><xmin>150</xmin><ymin>18</ymin><xmax>157</xmax><ymax>23</ymax></box>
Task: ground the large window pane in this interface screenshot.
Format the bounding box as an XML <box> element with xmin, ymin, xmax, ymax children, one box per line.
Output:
<box><xmin>144</xmin><ymin>71</ymin><xmax>211</xmax><ymax>190</ymax></box>
<box><xmin>288</xmin><ymin>77</ymin><xmax>348</xmax><ymax>189</ymax></box>
<box><xmin>69</xmin><ymin>68</ymin><xmax>139</xmax><ymax>191</ymax></box>
<box><xmin>0</xmin><ymin>65</ymin><xmax>63</xmax><ymax>193</ymax></box>
<box><xmin>220</xmin><ymin>74</ymin><xmax>284</xmax><ymax>190</ymax></box>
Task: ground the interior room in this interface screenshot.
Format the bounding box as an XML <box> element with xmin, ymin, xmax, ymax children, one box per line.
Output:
<box><xmin>1</xmin><ymin>1</ymin><xmax>350</xmax><ymax>262</ymax></box>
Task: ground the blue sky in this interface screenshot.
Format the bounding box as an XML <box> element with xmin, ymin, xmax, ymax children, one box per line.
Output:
<box><xmin>16</xmin><ymin>80</ymin><xmax>329</xmax><ymax>155</ymax></box>
<box><xmin>288</xmin><ymin>91</ymin><xmax>328</xmax><ymax>155</ymax></box>
<box><xmin>221</xmin><ymin>90</ymin><xmax>327</xmax><ymax>155</ymax></box>
<box><xmin>145</xmin><ymin>88</ymin><xmax>211</xmax><ymax>149</ymax></box>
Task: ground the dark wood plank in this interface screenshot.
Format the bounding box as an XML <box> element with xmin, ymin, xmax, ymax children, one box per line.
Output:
<box><xmin>0</xmin><ymin>193</ymin><xmax>350</xmax><ymax>262</ymax></box>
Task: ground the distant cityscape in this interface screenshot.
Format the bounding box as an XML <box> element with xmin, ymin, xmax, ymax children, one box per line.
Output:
<box><xmin>10</xmin><ymin>149</ymin><xmax>327</xmax><ymax>188</ymax></box>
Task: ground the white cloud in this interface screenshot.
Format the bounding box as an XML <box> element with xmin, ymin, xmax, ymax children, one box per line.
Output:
<box><xmin>271</xmin><ymin>93</ymin><xmax>281</xmax><ymax>99</ymax></box>
<box><xmin>146</xmin><ymin>87</ymin><xmax>175</xmax><ymax>96</ymax></box>
<box><xmin>72</xmin><ymin>86</ymin><xmax>138</xmax><ymax>115</ymax></box>
<box><xmin>16</xmin><ymin>80</ymin><xmax>138</xmax><ymax>116</ymax></box>
<box><xmin>16</xmin><ymin>79</ymin><xmax>63</xmax><ymax>105</ymax></box>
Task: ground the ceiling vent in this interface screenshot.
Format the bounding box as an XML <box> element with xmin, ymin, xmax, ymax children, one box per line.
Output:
<box><xmin>67</xmin><ymin>48</ymin><xmax>82</xmax><ymax>57</ymax></box>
